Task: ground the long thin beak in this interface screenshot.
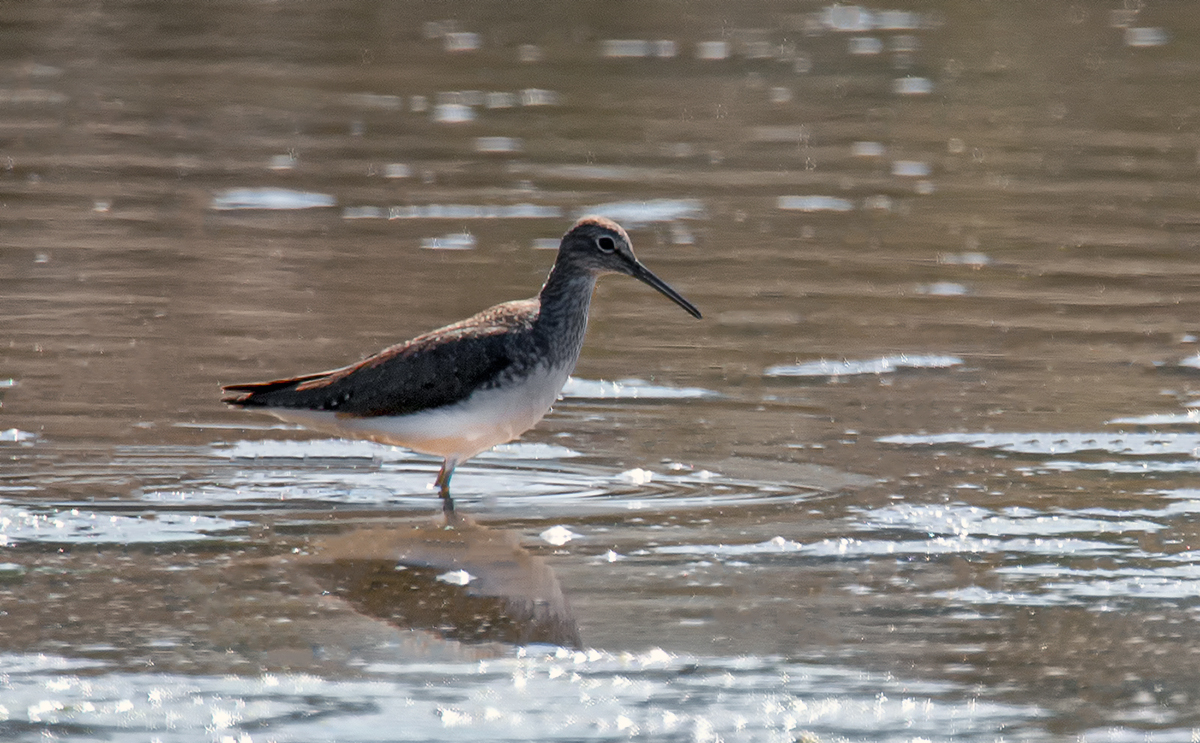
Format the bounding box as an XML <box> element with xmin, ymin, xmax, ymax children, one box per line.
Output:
<box><xmin>630</xmin><ymin>261</ymin><xmax>703</xmax><ymax>319</ymax></box>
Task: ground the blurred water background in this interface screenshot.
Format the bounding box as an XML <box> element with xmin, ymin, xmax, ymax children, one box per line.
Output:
<box><xmin>3</xmin><ymin>1</ymin><xmax>1200</xmax><ymax>740</ymax></box>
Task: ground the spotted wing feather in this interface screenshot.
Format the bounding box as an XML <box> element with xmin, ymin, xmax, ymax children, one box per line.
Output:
<box><xmin>222</xmin><ymin>300</ymin><xmax>538</xmax><ymax>417</ymax></box>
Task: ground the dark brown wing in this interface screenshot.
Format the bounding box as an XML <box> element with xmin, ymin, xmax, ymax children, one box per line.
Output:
<box><xmin>222</xmin><ymin>299</ymin><xmax>538</xmax><ymax>417</ymax></box>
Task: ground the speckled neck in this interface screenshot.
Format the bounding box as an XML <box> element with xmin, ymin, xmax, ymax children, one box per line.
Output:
<box><xmin>534</xmin><ymin>260</ymin><xmax>598</xmax><ymax>370</ymax></box>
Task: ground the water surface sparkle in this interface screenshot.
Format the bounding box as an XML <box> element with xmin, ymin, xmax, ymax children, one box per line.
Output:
<box><xmin>4</xmin><ymin>0</ymin><xmax>1200</xmax><ymax>739</ymax></box>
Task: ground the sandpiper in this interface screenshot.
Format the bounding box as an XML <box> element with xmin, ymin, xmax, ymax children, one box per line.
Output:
<box><xmin>222</xmin><ymin>216</ymin><xmax>701</xmax><ymax>511</ymax></box>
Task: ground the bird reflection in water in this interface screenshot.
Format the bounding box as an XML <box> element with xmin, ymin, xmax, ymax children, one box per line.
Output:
<box><xmin>298</xmin><ymin>514</ymin><xmax>581</xmax><ymax>649</ymax></box>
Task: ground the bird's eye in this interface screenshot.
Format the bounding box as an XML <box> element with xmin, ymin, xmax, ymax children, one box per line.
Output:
<box><xmin>596</xmin><ymin>236</ymin><xmax>616</xmax><ymax>253</ymax></box>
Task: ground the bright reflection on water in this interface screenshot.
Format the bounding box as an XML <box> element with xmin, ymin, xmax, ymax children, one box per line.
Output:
<box><xmin>0</xmin><ymin>650</ymin><xmax>1033</xmax><ymax>743</ymax></box>
<box><xmin>765</xmin><ymin>354</ymin><xmax>963</xmax><ymax>378</ymax></box>
<box><xmin>5</xmin><ymin>0</ymin><xmax>1200</xmax><ymax>740</ymax></box>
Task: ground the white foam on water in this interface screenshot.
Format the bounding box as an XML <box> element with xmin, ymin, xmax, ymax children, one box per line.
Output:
<box><xmin>475</xmin><ymin>136</ymin><xmax>522</xmax><ymax>153</ymax></box>
<box><xmin>939</xmin><ymin>251</ymin><xmax>992</xmax><ymax>266</ymax></box>
<box><xmin>1125</xmin><ymin>27</ymin><xmax>1168</xmax><ymax>47</ymax></box>
<box><xmin>388</xmin><ymin>204</ymin><xmax>561</xmax><ymax>220</ymax></box>
<box><xmin>851</xmin><ymin>141</ymin><xmax>885</xmax><ymax>157</ymax></box>
<box><xmin>618</xmin><ymin>468</ymin><xmax>654</xmax><ymax>485</ymax></box>
<box><xmin>383</xmin><ymin>163</ymin><xmax>411</xmax><ymax>178</ymax></box>
<box><xmin>1035</xmin><ymin>460</ymin><xmax>1200</xmax><ymax>474</ymax></box>
<box><xmin>443</xmin><ymin>31</ymin><xmax>481</xmax><ymax>52</ymax></box>
<box><xmin>1</xmin><ymin>428</ymin><xmax>38</xmax><ymax>443</ymax></box>
<box><xmin>575</xmin><ymin>198</ymin><xmax>705</xmax><ymax>227</ymax></box>
<box><xmin>654</xmin><ymin>535</ymin><xmax>803</xmax><ymax>556</ymax></box>
<box><xmin>765</xmin><ymin>354</ymin><xmax>963</xmax><ymax>378</ymax></box>
<box><xmin>436</xmin><ymin>569</ymin><xmax>474</xmax><ymax>586</ymax></box>
<box><xmin>420</xmin><ymin>232</ymin><xmax>476</xmax><ymax>250</ymax></box>
<box><xmin>539</xmin><ymin>525</ymin><xmax>578</xmax><ymax>546</ymax></box>
<box><xmin>893</xmin><ymin>76</ymin><xmax>933</xmax><ymax>95</ymax></box>
<box><xmin>602</xmin><ymin>39</ymin><xmax>651</xmax><ymax>58</ymax></box>
<box><xmin>218</xmin><ymin>438</ymin><xmax>391</xmax><ymax>460</ymax></box>
<box><xmin>822</xmin><ymin>5</ymin><xmax>875</xmax><ymax>32</ymax></box>
<box><xmin>879</xmin><ymin>430</ymin><xmax>1200</xmax><ymax>457</ymax></box>
<box><xmin>848</xmin><ymin>36</ymin><xmax>883</xmax><ymax>55</ymax></box>
<box><xmin>0</xmin><ymin>650</ymin><xmax>1034</xmax><ymax>741</ymax></box>
<box><xmin>521</xmin><ymin>88</ymin><xmax>559</xmax><ymax>106</ymax></box>
<box><xmin>916</xmin><ymin>281</ymin><xmax>969</xmax><ymax>296</ymax></box>
<box><xmin>860</xmin><ymin>502</ymin><xmax>1163</xmax><ymax>538</ymax></box>
<box><xmin>0</xmin><ymin>506</ymin><xmax>248</xmax><ymax>545</ymax></box>
<box><xmin>211</xmin><ymin>188</ymin><xmax>336</xmax><ymax>211</ymax></box>
<box><xmin>801</xmin><ymin>534</ymin><xmax>1117</xmax><ymax>559</ymax></box>
<box><xmin>892</xmin><ymin>160</ymin><xmax>931</xmax><ymax>177</ymax></box>
<box><xmin>561</xmin><ymin>377</ymin><xmax>719</xmax><ymax>400</ymax></box>
<box><xmin>432</xmin><ymin>103</ymin><xmax>474</xmax><ymax>123</ymax></box>
<box><xmin>482</xmin><ymin>442</ymin><xmax>580</xmax><ymax>460</ymax></box>
<box><xmin>695</xmin><ymin>40</ymin><xmax>729</xmax><ymax>60</ymax></box>
<box><xmin>1107</xmin><ymin>410</ymin><xmax>1200</xmax><ymax>426</ymax></box>
<box><xmin>777</xmin><ymin>195</ymin><xmax>854</xmax><ymax>212</ymax></box>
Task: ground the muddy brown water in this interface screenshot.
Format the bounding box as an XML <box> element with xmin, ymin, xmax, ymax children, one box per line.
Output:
<box><xmin>3</xmin><ymin>2</ymin><xmax>1200</xmax><ymax>740</ymax></box>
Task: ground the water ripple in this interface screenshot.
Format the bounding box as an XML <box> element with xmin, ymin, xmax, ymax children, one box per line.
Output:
<box><xmin>562</xmin><ymin>376</ymin><xmax>720</xmax><ymax>400</ymax></box>
<box><xmin>0</xmin><ymin>650</ymin><xmax>1035</xmax><ymax>742</ymax></box>
<box><xmin>766</xmin><ymin>354</ymin><xmax>963</xmax><ymax>378</ymax></box>
<box><xmin>879</xmin><ymin>431</ymin><xmax>1200</xmax><ymax>457</ymax></box>
<box><xmin>0</xmin><ymin>505</ymin><xmax>249</xmax><ymax>545</ymax></box>
<box><xmin>211</xmin><ymin>188</ymin><xmax>336</xmax><ymax>211</ymax></box>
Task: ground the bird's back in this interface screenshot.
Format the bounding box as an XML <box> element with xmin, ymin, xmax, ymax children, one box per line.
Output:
<box><xmin>222</xmin><ymin>298</ymin><xmax>541</xmax><ymax>418</ymax></box>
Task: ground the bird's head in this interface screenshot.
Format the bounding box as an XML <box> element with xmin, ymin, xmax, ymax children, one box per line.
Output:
<box><xmin>555</xmin><ymin>215</ymin><xmax>702</xmax><ymax>319</ymax></box>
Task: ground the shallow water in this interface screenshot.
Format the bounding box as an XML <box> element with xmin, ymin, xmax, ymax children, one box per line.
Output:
<box><xmin>4</xmin><ymin>2</ymin><xmax>1200</xmax><ymax>740</ymax></box>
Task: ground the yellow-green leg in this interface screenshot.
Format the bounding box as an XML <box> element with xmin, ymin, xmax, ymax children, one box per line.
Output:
<box><xmin>435</xmin><ymin>458</ymin><xmax>458</xmax><ymax>514</ymax></box>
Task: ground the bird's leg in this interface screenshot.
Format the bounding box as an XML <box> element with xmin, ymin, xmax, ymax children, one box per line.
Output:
<box><xmin>435</xmin><ymin>458</ymin><xmax>458</xmax><ymax>514</ymax></box>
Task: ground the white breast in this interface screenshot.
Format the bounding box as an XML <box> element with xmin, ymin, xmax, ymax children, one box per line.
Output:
<box><xmin>261</xmin><ymin>362</ymin><xmax>575</xmax><ymax>461</ymax></box>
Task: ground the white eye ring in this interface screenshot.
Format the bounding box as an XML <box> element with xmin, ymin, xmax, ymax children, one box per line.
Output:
<box><xmin>596</xmin><ymin>235</ymin><xmax>616</xmax><ymax>253</ymax></box>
